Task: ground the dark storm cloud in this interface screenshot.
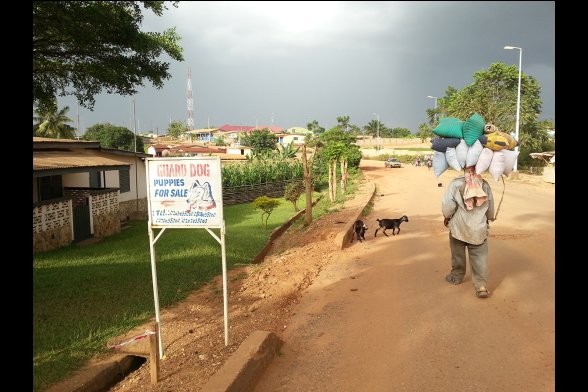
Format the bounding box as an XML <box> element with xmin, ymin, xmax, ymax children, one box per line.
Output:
<box><xmin>57</xmin><ymin>1</ymin><xmax>554</xmax><ymax>135</ymax></box>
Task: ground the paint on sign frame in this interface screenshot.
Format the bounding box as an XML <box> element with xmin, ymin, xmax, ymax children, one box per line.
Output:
<box><xmin>146</xmin><ymin>157</ymin><xmax>223</xmax><ymax>228</ymax></box>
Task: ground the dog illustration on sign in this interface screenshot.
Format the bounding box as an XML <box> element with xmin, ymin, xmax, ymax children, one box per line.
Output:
<box><xmin>186</xmin><ymin>180</ymin><xmax>216</xmax><ymax>212</ymax></box>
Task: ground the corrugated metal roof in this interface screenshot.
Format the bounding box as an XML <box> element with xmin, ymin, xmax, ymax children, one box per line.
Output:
<box><xmin>33</xmin><ymin>137</ymin><xmax>87</xmax><ymax>143</ymax></box>
<box><xmin>33</xmin><ymin>149</ymin><xmax>130</xmax><ymax>171</ymax></box>
<box><xmin>33</xmin><ymin>137</ymin><xmax>101</xmax><ymax>150</ymax></box>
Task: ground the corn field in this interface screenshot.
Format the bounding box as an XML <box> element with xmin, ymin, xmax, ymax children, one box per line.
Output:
<box><xmin>221</xmin><ymin>160</ymin><xmax>304</xmax><ymax>188</ymax></box>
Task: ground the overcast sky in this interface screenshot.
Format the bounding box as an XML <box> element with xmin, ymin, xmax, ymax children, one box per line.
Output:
<box><xmin>57</xmin><ymin>1</ymin><xmax>555</xmax><ymax>135</ymax></box>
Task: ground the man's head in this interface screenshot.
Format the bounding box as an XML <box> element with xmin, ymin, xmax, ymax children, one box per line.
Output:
<box><xmin>464</xmin><ymin>166</ymin><xmax>476</xmax><ymax>175</ymax></box>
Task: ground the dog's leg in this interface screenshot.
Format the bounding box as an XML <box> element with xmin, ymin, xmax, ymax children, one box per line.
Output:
<box><xmin>374</xmin><ymin>228</ymin><xmax>379</xmax><ymax>237</ymax></box>
<box><xmin>383</xmin><ymin>229</ymin><xmax>389</xmax><ymax>237</ymax></box>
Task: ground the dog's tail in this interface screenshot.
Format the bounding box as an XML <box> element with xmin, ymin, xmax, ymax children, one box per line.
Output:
<box><xmin>376</xmin><ymin>219</ymin><xmax>381</xmax><ymax>223</ymax></box>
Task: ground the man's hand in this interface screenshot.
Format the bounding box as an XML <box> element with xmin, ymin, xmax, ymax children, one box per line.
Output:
<box><xmin>444</xmin><ymin>217</ymin><xmax>450</xmax><ymax>227</ymax></box>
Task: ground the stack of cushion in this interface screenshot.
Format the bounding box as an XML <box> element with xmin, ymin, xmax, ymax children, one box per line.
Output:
<box><xmin>432</xmin><ymin>118</ymin><xmax>464</xmax><ymax>138</ymax></box>
<box><xmin>430</xmin><ymin>113</ymin><xmax>518</xmax><ymax>180</ymax></box>
<box><xmin>478</xmin><ymin>130</ymin><xmax>517</xmax><ymax>151</ymax></box>
<box><xmin>462</xmin><ymin>113</ymin><xmax>485</xmax><ymax>146</ymax></box>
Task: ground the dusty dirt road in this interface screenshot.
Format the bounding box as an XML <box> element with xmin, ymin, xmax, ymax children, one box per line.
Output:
<box><xmin>254</xmin><ymin>160</ymin><xmax>555</xmax><ymax>392</ymax></box>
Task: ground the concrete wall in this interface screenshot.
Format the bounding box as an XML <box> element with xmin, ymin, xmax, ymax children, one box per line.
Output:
<box><xmin>33</xmin><ymin>200</ymin><xmax>73</xmax><ymax>253</ymax></box>
<box><xmin>119</xmin><ymin>198</ymin><xmax>148</xmax><ymax>220</ymax></box>
<box><xmin>93</xmin><ymin>211</ymin><xmax>121</xmax><ymax>239</ymax></box>
<box><xmin>33</xmin><ymin>224</ymin><xmax>72</xmax><ymax>253</ymax></box>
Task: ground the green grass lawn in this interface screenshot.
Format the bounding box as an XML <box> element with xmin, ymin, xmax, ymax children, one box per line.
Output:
<box><xmin>33</xmin><ymin>197</ymin><xmax>311</xmax><ymax>391</ymax></box>
<box><xmin>33</xmin><ymin>168</ymin><xmax>366</xmax><ymax>392</ymax></box>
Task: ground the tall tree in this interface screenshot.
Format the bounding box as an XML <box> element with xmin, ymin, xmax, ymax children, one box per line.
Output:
<box><xmin>336</xmin><ymin>116</ymin><xmax>351</xmax><ymax>132</ymax></box>
<box><xmin>84</xmin><ymin>123</ymin><xmax>144</xmax><ymax>152</ymax></box>
<box><xmin>33</xmin><ymin>1</ymin><xmax>184</xmax><ymax>110</ymax></box>
<box><xmin>436</xmin><ymin>62</ymin><xmax>545</xmax><ymax>166</ymax></box>
<box><xmin>306</xmin><ymin>120</ymin><xmax>325</xmax><ymax>136</ymax></box>
<box><xmin>167</xmin><ymin>120</ymin><xmax>186</xmax><ymax>138</ymax></box>
<box><xmin>33</xmin><ymin>101</ymin><xmax>75</xmax><ymax>139</ymax></box>
<box><xmin>443</xmin><ymin>62</ymin><xmax>542</xmax><ymax>132</ymax></box>
<box><xmin>240</xmin><ymin>129</ymin><xmax>278</xmax><ymax>154</ymax></box>
<box><xmin>318</xmin><ymin>126</ymin><xmax>360</xmax><ymax>201</ymax></box>
<box><xmin>390</xmin><ymin>127</ymin><xmax>412</xmax><ymax>138</ymax></box>
<box><xmin>417</xmin><ymin>123</ymin><xmax>433</xmax><ymax>143</ymax></box>
<box><xmin>363</xmin><ymin>119</ymin><xmax>385</xmax><ymax>137</ymax></box>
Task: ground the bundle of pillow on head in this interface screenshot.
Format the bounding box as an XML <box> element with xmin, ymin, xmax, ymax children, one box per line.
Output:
<box><xmin>430</xmin><ymin>113</ymin><xmax>519</xmax><ymax>180</ymax></box>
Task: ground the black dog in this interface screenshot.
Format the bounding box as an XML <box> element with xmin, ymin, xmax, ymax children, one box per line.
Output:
<box><xmin>351</xmin><ymin>220</ymin><xmax>368</xmax><ymax>243</ymax></box>
<box><xmin>375</xmin><ymin>216</ymin><xmax>409</xmax><ymax>237</ymax></box>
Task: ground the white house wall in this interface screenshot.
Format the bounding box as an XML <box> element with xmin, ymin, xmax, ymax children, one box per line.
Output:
<box><xmin>63</xmin><ymin>172</ymin><xmax>89</xmax><ymax>187</ymax></box>
<box><xmin>104</xmin><ymin>156</ymin><xmax>147</xmax><ymax>203</ymax></box>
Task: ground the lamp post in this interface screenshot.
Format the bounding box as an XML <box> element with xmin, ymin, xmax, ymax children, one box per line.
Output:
<box><xmin>372</xmin><ymin>112</ymin><xmax>380</xmax><ymax>150</ymax></box>
<box><xmin>427</xmin><ymin>95</ymin><xmax>438</xmax><ymax>122</ymax></box>
<box><xmin>504</xmin><ymin>45</ymin><xmax>522</xmax><ymax>171</ymax></box>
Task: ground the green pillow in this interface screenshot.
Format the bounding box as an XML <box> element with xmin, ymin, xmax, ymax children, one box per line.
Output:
<box><xmin>433</xmin><ymin>118</ymin><xmax>464</xmax><ymax>138</ymax></box>
<box><xmin>462</xmin><ymin>113</ymin><xmax>485</xmax><ymax>146</ymax></box>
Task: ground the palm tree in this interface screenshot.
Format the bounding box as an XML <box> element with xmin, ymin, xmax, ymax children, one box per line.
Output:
<box><xmin>33</xmin><ymin>101</ymin><xmax>75</xmax><ymax>139</ymax></box>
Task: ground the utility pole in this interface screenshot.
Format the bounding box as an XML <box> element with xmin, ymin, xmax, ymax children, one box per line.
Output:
<box><xmin>187</xmin><ymin>66</ymin><xmax>194</xmax><ymax>139</ymax></box>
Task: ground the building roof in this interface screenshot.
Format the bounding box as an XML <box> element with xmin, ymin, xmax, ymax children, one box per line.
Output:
<box><xmin>217</xmin><ymin>125</ymin><xmax>255</xmax><ymax>132</ymax></box>
<box><xmin>33</xmin><ymin>149</ymin><xmax>130</xmax><ymax>177</ymax></box>
<box><xmin>33</xmin><ymin>137</ymin><xmax>100</xmax><ymax>150</ymax></box>
<box><xmin>186</xmin><ymin>128</ymin><xmax>218</xmax><ymax>134</ymax></box>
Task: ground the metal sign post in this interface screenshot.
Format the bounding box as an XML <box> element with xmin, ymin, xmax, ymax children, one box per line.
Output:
<box><xmin>145</xmin><ymin>157</ymin><xmax>228</xmax><ymax>358</ymax></box>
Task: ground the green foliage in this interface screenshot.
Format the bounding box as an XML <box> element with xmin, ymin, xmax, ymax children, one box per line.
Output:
<box><xmin>33</xmin><ymin>100</ymin><xmax>75</xmax><ymax>139</ymax></box>
<box><xmin>417</xmin><ymin>123</ymin><xmax>433</xmax><ymax>142</ymax></box>
<box><xmin>284</xmin><ymin>181</ymin><xmax>305</xmax><ymax>211</ymax></box>
<box><xmin>222</xmin><ymin>160</ymin><xmax>303</xmax><ymax>187</ymax></box>
<box><xmin>33</xmin><ymin>1</ymin><xmax>184</xmax><ymax>110</ymax></box>
<box><xmin>312</xmin><ymin>125</ymin><xmax>362</xmax><ymax>185</ymax></box>
<box><xmin>390</xmin><ymin>127</ymin><xmax>412</xmax><ymax>138</ymax></box>
<box><xmin>363</xmin><ymin>119</ymin><xmax>386</xmax><ymax>137</ymax></box>
<box><xmin>84</xmin><ymin>123</ymin><xmax>144</xmax><ymax>151</ymax></box>
<box><xmin>240</xmin><ymin>129</ymin><xmax>277</xmax><ymax>154</ymax></box>
<box><xmin>441</xmin><ymin>62</ymin><xmax>542</xmax><ymax>132</ymax></box>
<box><xmin>307</xmin><ymin>120</ymin><xmax>325</xmax><ymax>136</ymax></box>
<box><xmin>252</xmin><ymin>196</ymin><xmax>281</xmax><ymax>228</ymax></box>
<box><xmin>213</xmin><ymin>136</ymin><xmax>226</xmax><ymax>146</ymax></box>
<box><xmin>33</xmin><ymin>201</ymin><xmax>298</xmax><ymax>391</ymax></box>
<box><xmin>167</xmin><ymin>120</ymin><xmax>186</xmax><ymax>138</ymax></box>
<box><xmin>433</xmin><ymin>62</ymin><xmax>549</xmax><ymax>165</ymax></box>
<box><xmin>517</xmin><ymin>119</ymin><xmax>556</xmax><ymax>166</ymax></box>
<box><xmin>276</xmin><ymin>141</ymin><xmax>301</xmax><ymax>160</ymax></box>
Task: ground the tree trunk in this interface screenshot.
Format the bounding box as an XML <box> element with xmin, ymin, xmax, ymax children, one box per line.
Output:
<box><xmin>330</xmin><ymin>159</ymin><xmax>338</xmax><ymax>202</ymax></box>
<box><xmin>340</xmin><ymin>158</ymin><xmax>348</xmax><ymax>192</ymax></box>
<box><xmin>328</xmin><ymin>160</ymin><xmax>334</xmax><ymax>202</ymax></box>
<box><xmin>302</xmin><ymin>145</ymin><xmax>313</xmax><ymax>225</ymax></box>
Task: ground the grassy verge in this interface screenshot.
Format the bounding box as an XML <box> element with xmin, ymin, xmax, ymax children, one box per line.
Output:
<box><xmin>33</xmin><ymin>195</ymin><xmax>318</xmax><ymax>391</ymax></box>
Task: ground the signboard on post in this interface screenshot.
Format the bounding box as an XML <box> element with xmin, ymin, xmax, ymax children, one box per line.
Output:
<box><xmin>146</xmin><ymin>157</ymin><xmax>223</xmax><ymax>228</ymax></box>
<box><xmin>144</xmin><ymin>157</ymin><xmax>229</xmax><ymax>358</ymax></box>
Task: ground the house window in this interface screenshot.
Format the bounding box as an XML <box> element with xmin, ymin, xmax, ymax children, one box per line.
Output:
<box><xmin>119</xmin><ymin>169</ymin><xmax>131</xmax><ymax>193</ymax></box>
<box><xmin>293</xmin><ymin>136</ymin><xmax>299</xmax><ymax>141</ymax></box>
<box><xmin>38</xmin><ymin>175</ymin><xmax>63</xmax><ymax>201</ymax></box>
<box><xmin>89</xmin><ymin>171</ymin><xmax>102</xmax><ymax>188</ymax></box>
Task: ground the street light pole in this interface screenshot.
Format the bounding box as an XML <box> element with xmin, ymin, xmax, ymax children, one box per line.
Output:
<box><xmin>504</xmin><ymin>45</ymin><xmax>522</xmax><ymax>171</ymax></box>
<box><xmin>427</xmin><ymin>95</ymin><xmax>438</xmax><ymax>122</ymax></box>
<box><xmin>373</xmin><ymin>112</ymin><xmax>380</xmax><ymax>150</ymax></box>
